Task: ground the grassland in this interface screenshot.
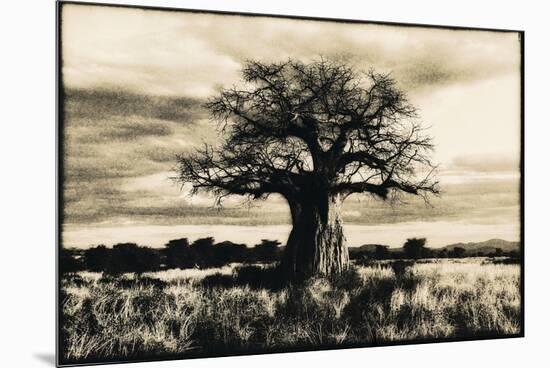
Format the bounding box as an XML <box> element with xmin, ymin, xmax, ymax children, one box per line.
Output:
<box><xmin>59</xmin><ymin>258</ymin><xmax>521</xmax><ymax>364</ymax></box>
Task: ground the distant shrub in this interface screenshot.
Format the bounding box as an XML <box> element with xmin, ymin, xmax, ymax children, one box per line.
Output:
<box><xmin>484</xmin><ymin>257</ymin><xmax>520</xmax><ymax>265</ymax></box>
<box><xmin>375</xmin><ymin>244</ymin><xmax>390</xmax><ymax>259</ymax></box>
<box><xmin>452</xmin><ymin>247</ymin><xmax>467</xmax><ymax>258</ymax></box>
<box><xmin>84</xmin><ymin>245</ymin><xmax>110</xmax><ymax>272</ymax></box>
<box><xmin>106</xmin><ymin>243</ymin><xmax>161</xmax><ymax>275</ymax></box>
<box><xmin>252</xmin><ymin>240</ymin><xmax>282</xmax><ymax>263</ymax></box>
<box><xmin>439</xmin><ymin>248</ymin><xmax>449</xmax><ymax>258</ymax></box>
<box><xmin>403</xmin><ymin>238</ymin><xmax>427</xmax><ymax>259</ymax></box>
<box><xmin>212</xmin><ymin>241</ymin><xmax>248</xmax><ymax>265</ymax></box>
<box><xmin>60</xmin><ymin>248</ymin><xmax>83</xmax><ymax>274</ymax></box>
<box><xmin>190</xmin><ymin>237</ymin><xmax>216</xmax><ymax>268</ymax></box>
<box><xmin>164</xmin><ymin>238</ymin><xmax>195</xmax><ymax>269</ymax></box>
<box><xmin>349</xmin><ymin>244</ymin><xmax>391</xmax><ymax>261</ymax></box>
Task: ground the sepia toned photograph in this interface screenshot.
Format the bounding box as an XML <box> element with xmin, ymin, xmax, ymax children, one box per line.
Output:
<box><xmin>57</xmin><ymin>2</ymin><xmax>523</xmax><ymax>366</ymax></box>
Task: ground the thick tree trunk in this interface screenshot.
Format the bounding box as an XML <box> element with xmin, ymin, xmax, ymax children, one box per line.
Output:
<box><xmin>281</xmin><ymin>194</ymin><xmax>349</xmax><ymax>278</ymax></box>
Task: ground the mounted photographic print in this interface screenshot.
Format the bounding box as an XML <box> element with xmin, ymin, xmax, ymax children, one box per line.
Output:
<box><xmin>56</xmin><ymin>1</ymin><xmax>524</xmax><ymax>366</ymax></box>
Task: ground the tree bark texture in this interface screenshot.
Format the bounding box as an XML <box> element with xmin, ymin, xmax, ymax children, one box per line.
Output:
<box><xmin>281</xmin><ymin>194</ymin><xmax>349</xmax><ymax>278</ymax></box>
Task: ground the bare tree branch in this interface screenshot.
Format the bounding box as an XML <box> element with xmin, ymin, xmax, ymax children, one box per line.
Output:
<box><xmin>176</xmin><ymin>58</ymin><xmax>439</xmax><ymax>203</ymax></box>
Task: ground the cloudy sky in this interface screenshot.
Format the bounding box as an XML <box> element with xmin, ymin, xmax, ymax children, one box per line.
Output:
<box><xmin>60</xmin><ymin>4</ymin><xmax>522</xmax><ymax>248</ymax></box>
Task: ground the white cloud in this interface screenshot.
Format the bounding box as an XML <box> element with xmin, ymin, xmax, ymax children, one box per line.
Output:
<box><xmin>411</xmin><ymin>74</ymin><xmax>521</xmax><ymax>165</ymax></box>
<box><xmin>62</xmin><ymin>4</ymin><xmax>520</xmax><ymax>97</ymax></box>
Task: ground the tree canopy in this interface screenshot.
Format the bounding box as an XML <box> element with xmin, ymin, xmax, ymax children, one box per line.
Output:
<box><xmin>177</xmin><ymin>58</ymin><xmax>439</xmax><ymax>205</ymax></box>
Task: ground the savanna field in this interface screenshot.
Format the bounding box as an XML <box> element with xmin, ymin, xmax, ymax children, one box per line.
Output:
<box><xmin>60</xmin><ymin>258</ymin><xmax>521</xmax><ymax>364</ymax></box>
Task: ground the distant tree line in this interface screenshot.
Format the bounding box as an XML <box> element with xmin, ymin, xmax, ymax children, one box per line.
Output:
<box><xmin>350</xmin><ymin>238</ymin><xmax>520</xmax><ymax>264</ymax></box>
<box><xmin>60</xmin><ymin>237</ymin><xmax>282</xmax><ymax>274</ymax></box>
<box><xmin>60</xmin><ymin>237</ymin><xmax>519</xmax><ymax>274</ymax></box>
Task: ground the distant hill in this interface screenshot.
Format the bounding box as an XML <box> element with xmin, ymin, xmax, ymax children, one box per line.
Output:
<box><xmin>441</xmin><ymin>239</ymin><xmax>520</xmax><ymax>255</ymax></box>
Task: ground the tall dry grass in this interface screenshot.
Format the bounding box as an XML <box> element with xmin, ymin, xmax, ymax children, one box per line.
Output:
<box><xmin>60</xmin><ymin>258</ymin><xmax>520</xmax><ymax>364</ymax></box>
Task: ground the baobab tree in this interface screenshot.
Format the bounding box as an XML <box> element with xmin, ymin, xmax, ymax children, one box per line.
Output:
<box><xmin>176</xmin><ymin>59</ymin><xmax>438</xmax><ymax>278</ymax></box>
